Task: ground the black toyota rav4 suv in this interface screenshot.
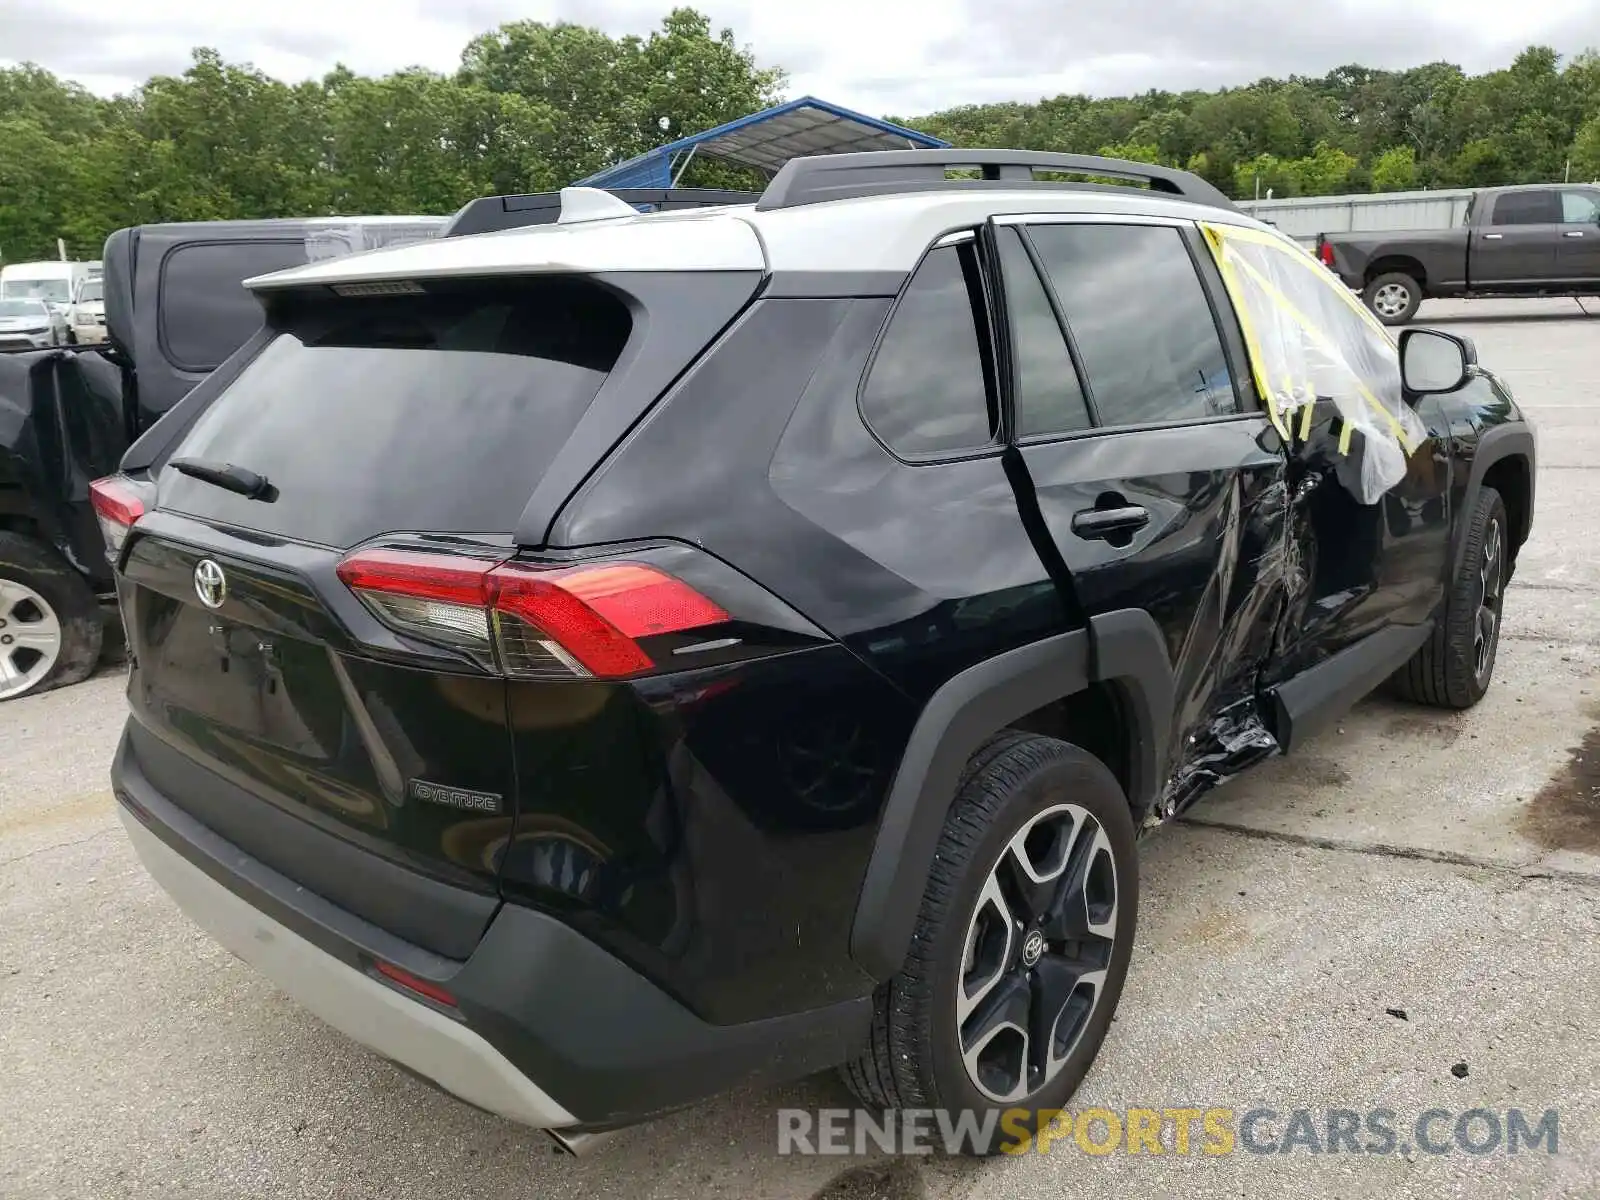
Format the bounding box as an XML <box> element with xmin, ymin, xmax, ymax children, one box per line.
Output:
<box><xmin>97</xmin><ymin>151</ymin><xmax>1536</xmax><ymax>1151</ymax></box>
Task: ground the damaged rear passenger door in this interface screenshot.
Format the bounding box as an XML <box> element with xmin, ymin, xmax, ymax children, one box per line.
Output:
<box><xmin>990</xmin><ymin>216</ymin><xmax>1294</xmax><ymax>819</ymax></box>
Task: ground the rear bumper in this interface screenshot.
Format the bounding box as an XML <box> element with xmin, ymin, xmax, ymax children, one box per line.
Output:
<box><xmin>115</xmin><ymin>727</ymin><xmax>870</xmax><ymax>1130</ymax></box>
<box><xmin>119</xmin><ymin>805</ymin><xmax>576</xmax><ymax>1128</ymax></box>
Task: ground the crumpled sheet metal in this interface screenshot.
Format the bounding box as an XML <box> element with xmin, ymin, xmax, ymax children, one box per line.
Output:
<box><xmin>1202</xmin><ymin>222</ymin><xmax>1427</xmax><ymax>506</ymax></box>
<box><xmin>1155</xmin><ymin>471</ymin><xmax>1302</xmax><ymax>823</ymax></box>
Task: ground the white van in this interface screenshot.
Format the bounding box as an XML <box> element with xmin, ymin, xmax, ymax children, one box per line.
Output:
<box><xmin>0</xmin><ymin>261</ymin><xmax>94</xmax><ymax>315</ymax></box>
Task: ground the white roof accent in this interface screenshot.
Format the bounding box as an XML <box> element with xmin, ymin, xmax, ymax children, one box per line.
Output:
<box><xmin>246</xmin><ymin>188</ymin><xmax>1276</xmax><ymax>291</ymax></box>
<box><xmin>245</xmin><ymin>205</ymin><xmax>765</xmax><ymax>290</ymax></box>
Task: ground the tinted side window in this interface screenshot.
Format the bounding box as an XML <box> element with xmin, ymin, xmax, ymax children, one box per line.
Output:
<box><xmin>1491</xmin><ymin>190</ymin><xmax>1560</xmax><ymax>225</ymax></box>
<box><xmin>1027</xmin><ymin>224</ymin><xmax>1237</xmax><ymax>427</ymax></box>
<box><xmin>160</xmin><ymin>240</ymin><xmax>308</xmax><ymax>370</ymax></box>
<box><xmin>862</xmin><ymin>240</ymin><xmax>998</xmax><ymax>457</ymax></box>
<box><xmin>1560</xmin><ymin>190</ymin><xmax>1600</xmax><ymax>225</ymax></box>
<box><xmin>996</xmin><ymin>227</ymin><xmax>1092</xmax><ymax>439</ymax></box>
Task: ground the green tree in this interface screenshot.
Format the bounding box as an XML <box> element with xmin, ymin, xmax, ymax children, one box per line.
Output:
<box><xmin>132</xmin><ymin>49</ymin><xmax>334</xmax><ymax>219</ymax></box>
<box><xmin>1096</xmin><ymin>141</ymin><xmax>1164</xmax><ymax>165</ymax></box>
<box><xmin>1444</xmin><ymin>137</ymin><xmax>1514</xmax><ymax>187</ymax></box>
<box><xmin>0</xmin><ymin>115</ymin><xmax>80</xmax><ymax>260</ymax></box>
<box><xmin>1234</xmin><ymin>153</ymin><xmax>1298</xmax><ymax>199</ymax></box>
<box><xmin>1369</xmin><ymin>145</ymin><xmax>1419</xmax><ymax>191</ymax></box>
<box><xmin>1571</xmin><ymin>115</ymin><xmax>1600</xmax><ymax>182</ymax></box>
<box><xmin>459</xmin><ymin>7</ymin><xmax>782</xmax><ymax>183</ymax></box>
<box><xmin>1287</xmin><ymin>141</ymin><xmax>1359</xmax><ymax>195</ymax></box>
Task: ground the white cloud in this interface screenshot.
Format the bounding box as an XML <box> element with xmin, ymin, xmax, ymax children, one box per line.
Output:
<box><xmin>2</xmin><ymin>0</ymin><xmax>1598</xmax><ymax>115</ymax></box>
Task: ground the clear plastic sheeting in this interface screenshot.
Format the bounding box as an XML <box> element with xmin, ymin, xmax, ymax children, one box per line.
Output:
<box><xmin>303</xmin><ymin>218</ymin><xmax>448</xmax><ymax>262</ymax></box>
<box><xmin>1201</xmin><ymin>222</ymin><xmax>1427</xmax><ymax>505</ymax></box>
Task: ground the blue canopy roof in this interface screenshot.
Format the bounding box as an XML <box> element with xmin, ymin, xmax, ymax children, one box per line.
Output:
<box><xmin>579</xmin><ymin>96</ymin><xmax>948</xmax><ymax>189</ymax></box>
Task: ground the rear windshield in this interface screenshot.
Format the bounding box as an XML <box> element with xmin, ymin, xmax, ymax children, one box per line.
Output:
<box><xmin>159</xmin><ymin>279</ymin><xmax>633</xmax><ymax>548</ymax></box>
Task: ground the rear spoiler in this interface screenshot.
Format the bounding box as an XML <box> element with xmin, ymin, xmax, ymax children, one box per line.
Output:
<box><xmin>444</xmin><ymin>188</ymin><xmax>760</xmax><ymax>237</ymax></box>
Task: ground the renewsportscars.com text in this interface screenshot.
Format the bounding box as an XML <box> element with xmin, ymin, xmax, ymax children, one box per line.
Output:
<box><xmin>777</xmin><ymin>1106</ymin><xmax>1560</xmax><ymax>1157</ymax></box>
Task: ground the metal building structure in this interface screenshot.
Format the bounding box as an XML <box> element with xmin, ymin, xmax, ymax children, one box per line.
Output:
<box><xmin>578</xmin><ymin>96</ymin><xmax>948</xmax><ymax>189</ymax></box>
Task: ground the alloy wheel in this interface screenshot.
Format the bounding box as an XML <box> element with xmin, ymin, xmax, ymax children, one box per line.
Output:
<box><xmin>0</xmin><ymin>579</ymin><xmax>63</xmax><ymax>700</ymax></box>
<box><xmin>956</xmin><ymin>802</ymin><xmax>1119</xmax><ymax>1103</ymax></box>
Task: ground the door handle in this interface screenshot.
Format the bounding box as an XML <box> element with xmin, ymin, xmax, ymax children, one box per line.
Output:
<box><xmin>1071</xmin><ymin>505</ymin><xmax>1151</xmax><ymax>540</ymax></box>
<box><xmin>1482</xmin><ymin>233</ymin><xmax>1504</xmax><ymax>240</ymax></box>
<box><xmin>1563</xmin><ymin>230</ymin><xmax>1585</xmax><ymax>238</ymax></box>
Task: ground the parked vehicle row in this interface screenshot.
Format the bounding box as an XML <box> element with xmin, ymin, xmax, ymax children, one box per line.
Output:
<box><xmin>90</xmin><ymin>151</ymin><xmax>1535</xmax><ymax>1153</ymax></box>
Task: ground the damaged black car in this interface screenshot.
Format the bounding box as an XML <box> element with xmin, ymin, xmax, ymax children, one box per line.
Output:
<box><xmin>96</xmin><ymin>152</ymin><xmax>1536</xmax><ymax>1149</ymax></box>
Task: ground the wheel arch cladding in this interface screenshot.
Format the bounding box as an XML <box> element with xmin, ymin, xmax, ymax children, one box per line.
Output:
<box><xmin>848</xmin><ymin>609</ymin><xmax>1174</xmax><ymax>982</ymax></box>
<box><xmin>1456</xmin><ymin>426</ymin><xmax>1534</xmax><ymax>579</ymax></box>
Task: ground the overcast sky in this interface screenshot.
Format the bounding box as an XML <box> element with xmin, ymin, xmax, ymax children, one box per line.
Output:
<box><xmin>4</xmin><ymin>0</ymin><xmax>1599</xmax><ymax>115</ymax></box>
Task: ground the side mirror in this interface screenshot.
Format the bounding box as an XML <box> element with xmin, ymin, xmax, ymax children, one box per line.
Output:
<box><xmin>1399</xmin><ymin>328</ymin><xmax>1476</xmax><ymax>396</ymax></box>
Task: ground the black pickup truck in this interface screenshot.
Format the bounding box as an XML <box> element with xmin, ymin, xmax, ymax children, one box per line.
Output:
<box><xmin>1318</xmin><ymin>182</ymin><xmax>1600</xmax><ymax>324</ymax></box>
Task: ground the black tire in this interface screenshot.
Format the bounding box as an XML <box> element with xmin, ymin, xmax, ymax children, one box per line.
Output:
<box><xmin>1363</xmin><ymin>271</ymin><xmax>1422</xmax><ymax>325</ymax></box>
<box><xmin>1391</xmin><ymin>487</ymin><xmax>1507</xmax><ymax>709</ymax></box>
<box><xmin>840</xmin><ymin>731</ymin><xmax>1138</xmax><ymax>1154</ymax></box>
<box><xmin>0</xmin><ymin>531</ymin><xmax>103</xmax><ymax>701</ymax></box>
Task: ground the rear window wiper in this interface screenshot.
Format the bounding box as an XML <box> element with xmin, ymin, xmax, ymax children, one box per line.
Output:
<box><xmin>168</xmin><ymin>457</ymin><xmax>275</xmax><ymax>501</ymax></box>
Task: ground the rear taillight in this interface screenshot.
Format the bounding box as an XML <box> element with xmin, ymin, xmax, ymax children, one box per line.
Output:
<box><xmin>89</xmin><ymin>476</ymin><xmax>145</xmax><ymax>559</ymax></box>
<box><xmin>336</xmin><ymin>548</ymin><xmax>730</xmax><ymax>680</ymax></box>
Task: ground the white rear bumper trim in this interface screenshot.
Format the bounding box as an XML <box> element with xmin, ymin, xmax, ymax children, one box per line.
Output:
<box><xmin>120</xmin><ymin>809</ymin><xmax>576</xmax><ymax>1129</ymax></box>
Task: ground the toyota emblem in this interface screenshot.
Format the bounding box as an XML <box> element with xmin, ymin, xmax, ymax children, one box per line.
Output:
<box><xmin>194</xmin><ymin>559</ymin><xmax>228</xmax><ymax>609</ymax></box>
<box><xmin>1021</xmin><ymin>929</ymin><xmax>1045</xmax><ymax>967</ymax></box>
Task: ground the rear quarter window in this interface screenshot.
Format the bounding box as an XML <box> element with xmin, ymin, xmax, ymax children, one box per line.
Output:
<box><xmin>860</xmin><ymin>238</ymin><xmax>999</xmax><ymax>458</ymax></box>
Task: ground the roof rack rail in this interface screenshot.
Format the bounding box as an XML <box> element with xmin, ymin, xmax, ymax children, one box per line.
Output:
<box><xmin>755</xmin><ymin>150</ymin><xmax>1237</xmax><ymax>213</ymax></box>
